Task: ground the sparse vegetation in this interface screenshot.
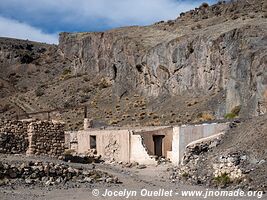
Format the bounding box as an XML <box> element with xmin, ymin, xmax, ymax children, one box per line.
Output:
<box><xmin>98</xmin><ymin>77</ymin><xmax>112</xmax><ymax>89</ymax></box>
<box><xmin>214</xmin><ymin>173</ymin><xmax>231</xmax><ymax>186</ymax></box>
<box><xmin>197</xmin><ymin>112</ymin><xmax>215</xmax><ymax>121</ymax></box>
<box><xmin>225</xmin><ymin>105</ymin><xmax>241</xmax><ymax>119</ymax></box>
<box><xmin>35</xmin><ymin>87</ymin><xmax>45</xmax><ymax>97</ymax></box>
<box><xmin>62</xmin><ymin>68</ymin><xmax>71</xmax><ymax>75</ymax></box>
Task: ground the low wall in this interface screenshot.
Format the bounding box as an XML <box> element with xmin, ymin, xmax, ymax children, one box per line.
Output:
<box><xmin>171</xmin><ymin>123</ymin><xmax>229</xmax><ymax>165</ymax></box>
<box><xmin>0</xmin><ymin>120</ymin><xmax>29</xmax><ymax>154</ymax></box>
<box><xmin>26</xmin><ymin>121</ymin><xmax>65</xmax><ymax>156</ymax></box>
<box><xmin>0</xmin><ymin>120</ymin><xmax>65</xmax><ymax>156</ymax></box>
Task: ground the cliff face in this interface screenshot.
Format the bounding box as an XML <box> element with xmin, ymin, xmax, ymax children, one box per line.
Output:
<box><xmin>58</xmin><ymin>1</ymin><xmax>267</xmax><ymax>118</ymax></box>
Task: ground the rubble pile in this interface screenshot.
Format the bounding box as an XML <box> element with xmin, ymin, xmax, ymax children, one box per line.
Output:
<box><xmin>169</xmin><ymin>134</ymin><xmax>266</xmax><ymax>191</ymax></box>
<box><xmin>0</xmin><ymin>161</ymin><xmax>119</xmax><ymax>186</ymax></box>
<box><xmin>63</xmin><ymin>154</ymin><xmax>102</xmax><ymax>164</ymax></box>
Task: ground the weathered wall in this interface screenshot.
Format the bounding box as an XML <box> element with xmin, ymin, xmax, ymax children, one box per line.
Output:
<box><xmin>77</xmin><ymin>129</ymin><xmax>131</xmax><ymax>162</ymax></box>
<box><xmin>136</xmin><ymin>127</ymin><xmax>173</xmax><ymax>157</ymax></box>
<box><xmin>130</xmin><ymin>134</ymin><xmax>157</xmax><ymax>165</ymax></box>
<box><xmin>0</xmin><ymin>120</ymin><xmax>65</xmax><ymax>156</ymax></box>
<box><xmin>0</xmin><ymin>120</ymin><xmax>29</xmax><ymax>154</ymax></box>
<box><xmin>65</xmin><ymin>131</ymin><xmax>78</xmax><ymax>150</ymax></box>
<box><xmin>171</xmin><ymin>123</ymin><xmax>229</xmax><ymax>165</ymax></box>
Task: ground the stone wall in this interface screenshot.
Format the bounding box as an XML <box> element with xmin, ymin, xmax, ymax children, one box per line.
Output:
<box><xmin>0</xmin><ymin>120</ymin><xmax>29</xmax><ymax>154</ymax></box>
<box><xmin>26</xmin><ymin>121</ymin><xmax>65</xmax><ymax>156</ymax></box>
<box><xmin>0</xmin><ymin>120</ymin><xmax>65</xmax><ymax>156</ymax></box>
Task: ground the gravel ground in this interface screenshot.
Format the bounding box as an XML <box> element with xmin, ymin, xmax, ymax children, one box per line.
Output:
<box><xmin>0</xmin><ymin>154</ymin><xmax>265</xmax><ymax>200</ymax></box>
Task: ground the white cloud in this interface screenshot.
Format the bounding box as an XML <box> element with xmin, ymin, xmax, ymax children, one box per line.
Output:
<box><xmin>0</xmin><ymin>16</ymin><xmax>58</xmax><ymax>44</ymax></box>
<box><xmin>0</xmin><ymin>0</ymin><xmax>205</xmax><ymax>26</ymax></box>
<box><xmin>0</xmin><ymin>0</ymin><xmax>211</xmax><ymax>43</ymax></box>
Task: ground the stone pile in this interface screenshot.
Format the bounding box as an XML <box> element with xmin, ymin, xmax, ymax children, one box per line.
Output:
<box><xmin>0</xmin><ymin>161</ymin><xmax>119</xmax><ymax>186</ymax></box>
<box><xmin>181</xmin><ymin>135</ymin><xmax>222</xmax><ymax>165</ymax></box>
<box><xmin>63</xmin><ymin>154</ymin><xmax>102</xmax><ymax>164</ymax></box>
<box><xmin>169</xmin><ymin>136</ymin><xmax>250</xmax><ymax>189</ymax></box>
<box><xmin>0</xmin><ymin>120</ymin><xmax>29</xmax><ymax>154</ymax></box>
<box><xmin>27</xmin><ymin>121</ymin><xmax>65</xmax><ymax>156</ymax></box>
<box><xmin>169</xmin><ymin>134</ymin><xmax>224</xmax><ymax>184</ymax></box>
<box><xmin>213</xmin><ymin>153</ymin><xmax>245</xmax><ymax>181</ymax></box>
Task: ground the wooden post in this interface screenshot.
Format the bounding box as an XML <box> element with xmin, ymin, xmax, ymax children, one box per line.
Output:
<box><xmin>84</xmin><ymin>106</ymin><xmax>87</xmax><ymax>118</ymax></box>
<box><xmin>47</xmin><ymin>112</ymin><xmax>50</xmax><ymax>121</ymax></box>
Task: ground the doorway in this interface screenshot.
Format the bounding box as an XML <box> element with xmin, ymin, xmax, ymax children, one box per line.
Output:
<box><xmin>90</xmin><ymin>135</ymin><xmax>97</xmax><ymax>149</ymax></box>
<box><xmin>153</xmin><ymin>135</ymin><xmax>165</xmax><ymax>157</ymax></box>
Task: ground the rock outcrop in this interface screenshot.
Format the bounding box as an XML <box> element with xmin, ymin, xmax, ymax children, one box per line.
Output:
<box><xmin>58</xmin><ymin>0</ymin><xmax>267</xmax><ymax>117</ymax></box>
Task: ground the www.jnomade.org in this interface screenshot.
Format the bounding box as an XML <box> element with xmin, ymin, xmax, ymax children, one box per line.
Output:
<box><xmin>94</xmin><ymin>188</ymin><xmax>264</xmax><ymax>199</ymax></box>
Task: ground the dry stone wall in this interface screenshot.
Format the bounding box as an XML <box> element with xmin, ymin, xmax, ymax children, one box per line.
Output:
<box><xmin>0</xmin><ymin>120</ymin><xmax>65</xmax><ymax>156</ymax></box>
<box><xmin>27</xmin><ymin>121</ymin><xmax>65</xmax><ymax>156</ymax></box>
<box><xmin>0</xmin><ymin>120</ymin><xmax>29</xmax><ymax>154</ymax></box>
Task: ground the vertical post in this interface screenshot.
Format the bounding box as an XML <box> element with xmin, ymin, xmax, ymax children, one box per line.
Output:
<box><xmin>47</xmin><ymin>112</ymin><xmax>50</xmax><ymax>121</ymax></box>
<box><xmin>84</xmin><ymin>106</ymin><xmax>87</xmax><ymax>119</ymax></box>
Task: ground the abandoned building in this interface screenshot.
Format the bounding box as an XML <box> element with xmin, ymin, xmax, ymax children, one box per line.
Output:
<box><xmin>0</xmin><ymin>116</ymin><xmax>228</xmax><ymax>165</ymax></box>
<box><xmin>65</xmin><ymin>119</ymin><xmax>228</xmax><ymax>165</ymax></box>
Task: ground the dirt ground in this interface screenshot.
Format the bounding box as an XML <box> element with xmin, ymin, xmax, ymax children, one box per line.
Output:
<box><xmin>0</xmin><ymin>154</ymin><xmax>265</xmax><ymax>200</ymax></box>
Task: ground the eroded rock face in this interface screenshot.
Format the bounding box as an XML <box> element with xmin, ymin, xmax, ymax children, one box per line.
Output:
<box><xmin>59</xmin><ymin>22</ymin><xmax>267</xmax><ymax>117</ymax></box>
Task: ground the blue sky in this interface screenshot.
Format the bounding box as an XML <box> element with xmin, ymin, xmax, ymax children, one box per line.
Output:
<box><xmin>0</xmin><ymin>0</ymin><xmax>216</xmax><ymax>44</ymax></box>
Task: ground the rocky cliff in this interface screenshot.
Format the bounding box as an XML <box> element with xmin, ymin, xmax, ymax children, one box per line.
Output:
<box><xmin>58</xmin><ymin>0</ymin><xmax>267</xmax><ymax>117</ymax></box>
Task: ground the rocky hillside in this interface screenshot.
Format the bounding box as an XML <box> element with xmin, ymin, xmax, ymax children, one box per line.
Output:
<box><xmin>171</xmin><ymin>114</ymin><xmax>267</xmax><ymax>191</ymax></box>
<box><xmin>0</xmin><ymin>0</ymin><xmax>266</xmax><ymax>130</ymax></box>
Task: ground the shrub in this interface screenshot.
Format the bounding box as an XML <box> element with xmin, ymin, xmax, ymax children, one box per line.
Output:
<box><xmin>214</xmin><ymin>173</ymin><xmax>231</xmax><ymax>186</ymax></box>
<box><xmin>0</xmin><ymin>104</ymin><xmax>10</xmax><ymax>113</ymax></box>
<box><xmin>35</xmin><ymin>87</ymin><xmax>45</xmax><ymax>97</ymax></box>
<box><xmin>225</xmin><ymin>112</ymin><xmax>237</xmax><ymax>119</ymax></box>
<box><xmin>231</xmin><ymin>105</ymin><xmax>241</xmax><ymax>116</ymax></box>
<box><xmin>225</xmin><ymin>105</ymin><xmax>241</xmax><ymax>119</ymax></box>
<box><xmin>201</xmin><ymin>2</ymin><xmax>209</xmax><ymax>8</ymax></box>
<box><xmin>198</xmin><ymin>112</ymin><xmax>214</xmax><ymax>121</ymax></box>
<box><xmin>20</xmin><ymin>54</ymin><xmax>34</xmax><ymax>64</ymax></box>
<box><xmin>196</xmin><ymin>23</ymin><xmax>202</xmax><ymax>29</ymax></box>
<box><xmin>98</xmin><ymin>78</ymin><xmax>112</xmax><ymax>89</ymax></box>
<box><xmin>62</xmin><ymin>68</ymin><xmax>71</xmax><ymax>75</ymax></box>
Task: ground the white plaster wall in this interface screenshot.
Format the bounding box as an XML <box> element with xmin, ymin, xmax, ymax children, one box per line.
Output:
<box><xmin>77</xmin><ymin>131</ymin><xmax>90</xmax><ymax>153</ymax></box>
<box><xmin>130</xmin><ymin>134</ymin><xmax>157</xmax><ymax>165</ymax></box>
<box><xmin>76</xmin><ymin>129</ymin><xmax>131</xmax><ymax>162</ymax></box>
<box><xmin>171</xmin><ymin>123</ymin><xmax>229</xmax><ymax>165</ymax></box>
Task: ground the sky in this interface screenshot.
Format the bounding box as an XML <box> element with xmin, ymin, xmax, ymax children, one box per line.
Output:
<box><xmin>0</xmin><ymin>0</ymin><xmax>217</xmax><ymax>44</ymax></box>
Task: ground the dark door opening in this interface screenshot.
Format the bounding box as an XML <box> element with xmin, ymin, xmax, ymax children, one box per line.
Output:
<box><xmin>90</xmin><ymin>135</ymin><xmax>97</xmax><ymax>149</ymax></box>
<box><xmin>153</xmin><ymin>135</ymin><xmax>165</xmax><ymax>157</ymax></box>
